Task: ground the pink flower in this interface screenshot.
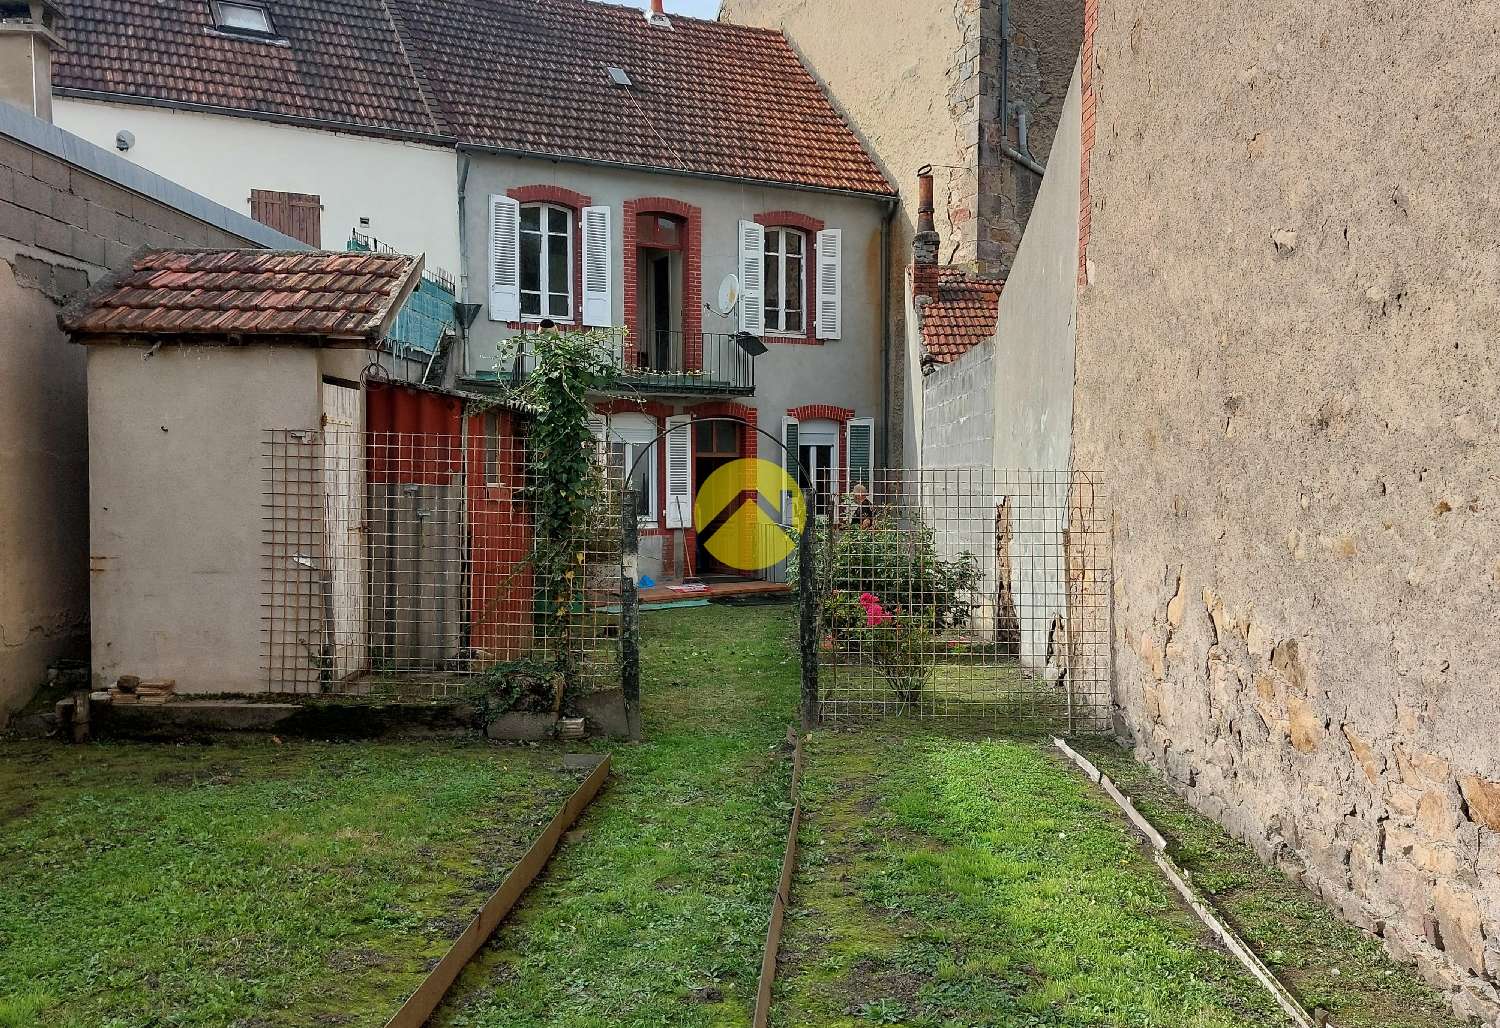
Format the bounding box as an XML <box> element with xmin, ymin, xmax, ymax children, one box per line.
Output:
<box><xmin>858</xmin><ymin>592</ymin><xmax>893</xmax><ymax>627</ymax></box>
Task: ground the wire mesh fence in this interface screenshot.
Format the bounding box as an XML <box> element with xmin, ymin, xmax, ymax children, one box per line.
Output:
<box><xmin>811</xmin><ymin>468</ymin><xmax>1110</xmax><ymax>732</ymax></box>
<box><xmin>262</xmin><ymin>428</ymin><xmax>621</xmax><ymax>698</ymax></box>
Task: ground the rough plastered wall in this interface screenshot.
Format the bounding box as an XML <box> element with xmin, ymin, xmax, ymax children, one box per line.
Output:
<box><xmin>1073</xmin><ymin>0</ymin><xmax>1500</xmax><ymax>1018</ymax></box>
<box><xmin>719</xmin><ymin>0</ymin><xmax>964</xmax><ymax>467</ymax></box>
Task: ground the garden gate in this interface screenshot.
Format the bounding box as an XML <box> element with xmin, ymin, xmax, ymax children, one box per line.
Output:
<box><xmin>807</xmin><ymin>468</ymin><xmax>1110</xmax><ymax>733</ymax></box>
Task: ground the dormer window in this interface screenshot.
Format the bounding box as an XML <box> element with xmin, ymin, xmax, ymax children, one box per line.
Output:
<box><xmin>210</xmin><ymin>1</ymin><xmax>276</xmax><ymax>39</ymax></box>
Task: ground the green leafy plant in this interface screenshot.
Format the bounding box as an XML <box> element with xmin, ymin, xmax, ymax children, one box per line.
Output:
<box><xmin>495</xmin><ymin>328</ymin><xmax>619</xmax><ymax>701</ymax></box>
<box><xmin>467</xmin><ymin>655</ymin><xmax>561</xmax><ymax>724</ymax></box>
<box><xmin>791</xmin><ymin>508</ymin><xmax>981</xmax><ymax>707</ymax></box>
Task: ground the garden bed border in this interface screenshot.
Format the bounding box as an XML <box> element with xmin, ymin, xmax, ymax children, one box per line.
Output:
<box><xmin>383</xmin><ymin>753</ymin><xmax>612</xmax><ymax>1028</ymax></box>
<box><xmin>1052</xmin><ymin>738</ymin><xmax>1324</xmax><ymax>1028</ymax></box>
<box><xmin>753</xmin><ymin>726</ymin><xmax>805</xmax><ymax>1028</ymax></box>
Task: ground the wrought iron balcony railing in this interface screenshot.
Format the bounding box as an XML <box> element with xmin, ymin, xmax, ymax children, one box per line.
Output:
<box><xmin>505</xmin><ymin>328</ymin><xmax>758</xmax><ymax>396</ymax></box>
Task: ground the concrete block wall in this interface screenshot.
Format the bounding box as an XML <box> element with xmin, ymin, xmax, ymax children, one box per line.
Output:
<box><xmin>921</xmin><ymin>337</ymin><xmax>996</xmax><ymax>470</ymax></box>
<box><xmin>0</xmin><ymin>107</ymin><xmax>294</xmax><ymax>724</ymax></box>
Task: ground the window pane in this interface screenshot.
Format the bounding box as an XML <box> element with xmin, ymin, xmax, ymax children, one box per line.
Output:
<box><xmin>217</xmin><ymin>2</ymin><xmax>273</xmax><ymax>33</ymax></box>
<box><xmin>787</xmin><ymin>307</ymin><xmax>802</xmax><ymax>333</ymax></box>
<box><xmin>786</xmin><ymin>231</ymin><xmax>803</xmax><ymax>256</ymax></box>
<box><xmin>520</xmin><ymin>232</ymin><xmax>541</xmax><ymax>293</ymax></box>
<box><xmin>765</xmin><ymin>249</ymin><xmax>780</xmax><ymax>317</ymax></box>
<box><xmin>786</xmin><ymin>254</ymin><xmax>802</xmax><ymax>311</ymax></box>
<box><xmin>715</xmin><ymin>422</ymin><xmax>738</xmax><ymax>452</ymax></box>
<box><xmin>695</xmin><ymin>421</ymin><xmax>713</xmax><ymax>449</ymax></box>
<box><xmin>548</xmin><ymin>292</ymin><xmax>570</xmax><ymax>318</ymax></box>
<box><xmin>521</xmin><ymin>206</ymin><xmax>541</xmax><ymax>231</ymax></box>
<box><xmin>521</xmin><ymin>291</ymin><xmax>540</xmax><ymax>317</ymax></box>
<box><xmin>548</xmin><ymin>239</ymin><xmax>568</xmax><ymax>299</ymax></box>
<box><xmin>547</xmin><ymin>206</ymin><xmax>569</xmax><ymax>235</ymax></box>
<box><xmin>609</xmin><ymin>442</ymin><xmax>627</xmax><ymax>480</ymax></box>
<box><xmin>629</xmin><ymin>443</ymin><xmax>655</xmax><ymax>516</ymax></box>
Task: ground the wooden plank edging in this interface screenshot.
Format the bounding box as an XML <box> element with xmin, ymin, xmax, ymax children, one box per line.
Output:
<box><xmin>383</xmin><ymin>754</ymin><xmax>612</xmax><ymax>1028</ymax></box>
<box><xmin>1051</xmin><ymin>739</ymin><xmax>1321</xmax><ymax>1028</ymax></box>
<box><xmin>753</xmin><ymin>728</ymin><xmax>806</xmax><ymax>1028</ymax></box>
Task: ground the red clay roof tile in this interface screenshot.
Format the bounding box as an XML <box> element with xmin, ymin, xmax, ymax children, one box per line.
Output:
<box><xmin>60</xmin><ymin>248</ymin><xmax>421</xmax><ymax>340</ymax></box>
<box><xmin>920</xmin><ymin>266</ymin><xmax>1005</xmax><ymax>365</ymax></box>
<box><xmin>54</xmin><ymin>0</ymin><xmax>891</xmax><ymax>196</ymax></box>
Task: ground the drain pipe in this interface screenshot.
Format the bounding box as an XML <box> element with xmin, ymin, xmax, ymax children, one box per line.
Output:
<box><xmin>998</xmin><ymin>0</ymin><xmax>1046</xmax><ymax>177</ymax></box>
<box><xmin>879</xmin><ymin>197</ymin><xmax>893</xmax><ymax>470</ymax></box>
<box><xmin>456</xmin><ymin>153</ymin><xmax>472</xmax><ymax>379</ymax></box>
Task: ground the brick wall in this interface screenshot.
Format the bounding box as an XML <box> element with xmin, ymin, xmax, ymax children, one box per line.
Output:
<box><xmin>0</xmin><ymin>125</ymin><xmax>264</xmax><ymax>725</ymax></box>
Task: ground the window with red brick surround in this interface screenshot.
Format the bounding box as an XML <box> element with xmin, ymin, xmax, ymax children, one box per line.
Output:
<box><xmin>507</xmin><ymin>185</ymin><xmax>592</xmax><ymax>326</ymax></box>
<box><xmin>787</xmin><ymin>404</ymin><xmax>854</xmax><ymax>498</ymax></box>
<box><xmin>623</xmin><ymin>197</ymin><xmax>703</xmax><ymax>370</ymax></box>
<box><xmin>755</xmin><ymin>211</ymin><xmax>825</xmax><ymax>343</ymax></box>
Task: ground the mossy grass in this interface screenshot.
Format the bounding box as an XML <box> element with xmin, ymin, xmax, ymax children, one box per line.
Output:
<box><xmin>1075</xmin><ymin>741</ymin><xmax>1468</xmax><ymax>1028</ymax></box>
<box><xmin>0</xmin><ymin>739</ymin><xmax>580</xmax><ymax>1026</ymax></box>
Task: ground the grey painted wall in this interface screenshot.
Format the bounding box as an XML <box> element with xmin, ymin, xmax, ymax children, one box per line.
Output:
<box><xmin>459</xmin><ymin>153</ymin><xmax>891</xmax><ymax>459</ymax></box>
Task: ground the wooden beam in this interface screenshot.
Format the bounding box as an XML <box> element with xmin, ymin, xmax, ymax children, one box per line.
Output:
<box><xmin>383</xmin><ymin>754</ymin><xmax>612</xmax><ymax>1028</ymax></box>
<box><xmin>753</xmin><ymin>729</ymin><xmax>805</xmax><ymax>1028</ymax></box>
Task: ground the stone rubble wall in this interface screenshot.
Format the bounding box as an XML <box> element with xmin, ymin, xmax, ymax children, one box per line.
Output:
<box><xmin>1072</xmin><ymin>0</ymin><xmax>1500</xmax><ymax>1020</ymax></box>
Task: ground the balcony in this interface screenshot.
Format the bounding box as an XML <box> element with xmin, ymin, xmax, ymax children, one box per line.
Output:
<box><xmin>502</xmin><ymin>329</ymin><xmax>758</xmax><ymax>397</ymax></box>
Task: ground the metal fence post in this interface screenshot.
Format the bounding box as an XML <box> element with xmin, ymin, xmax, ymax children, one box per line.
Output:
<box><xmin>621</xmin><ymin>485</ymin><xmax>641</xmax><ymax>741</ymax></box>
<box><xmin>798</xmin><ymin>492</ymin><xmax>819</xmax><ymax>730</ymax></box>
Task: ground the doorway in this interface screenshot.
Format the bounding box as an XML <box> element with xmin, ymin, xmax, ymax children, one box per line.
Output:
<box><xmin>635</xmin><ymin>213</ymin><xmax>685</xmax><ymax>371</ymax></box>
<box><xmin>797</xmin><ymin>419</ymin><xmax>839</xmax><ymax>518</ymax></box>
<box><xmin>694</xmin><ymin>418</ymin><xmax>745</xmax><ymax>576</ymax></box>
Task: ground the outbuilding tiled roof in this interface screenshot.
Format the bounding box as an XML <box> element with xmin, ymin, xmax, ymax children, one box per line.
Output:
<box><xmin>52</xmin><ymin>0</ymin><xmax>442</xmax><ymax>137</ymax></box>
<box><xmin>391</xmin><ymin>0</ymin><xmax>892</xmax><ymax>194</ymax></box>
<box><xmin>919</xmin><ymin>267</ymin><xmax>1005</xmax><ymax>365</ymax></box>
<box><xmin>60</xmin><ymin>249</ymin><xmax>422</xmax><ymax>340</ymax></box>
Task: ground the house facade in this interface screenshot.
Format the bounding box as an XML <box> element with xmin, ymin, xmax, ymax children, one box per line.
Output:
<box><xmin>388</xmin><ymin>0</ymin><xmax>897</xmax><ymax>584</ymax></box>
<box><xmin>46</xmin><ymin>0</ymin><xmax>898</xmax><ymax>585</ymax></box>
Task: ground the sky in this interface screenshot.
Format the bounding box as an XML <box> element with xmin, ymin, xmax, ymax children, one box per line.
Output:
<box><xmin>603</xmin><ymin>0</ymin><xmax>723</xmax><ymax>19</ymax></box>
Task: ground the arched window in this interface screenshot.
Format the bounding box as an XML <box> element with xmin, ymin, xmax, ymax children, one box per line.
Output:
<box><xmin>763</xmin><ymin>227</ymin><xmax>806</xmax><ymax>335</ymax></box>
<box><xmin>520</xmin><ymin>203</ymin><xmax>573</xmax><ymax>321</ymax></box>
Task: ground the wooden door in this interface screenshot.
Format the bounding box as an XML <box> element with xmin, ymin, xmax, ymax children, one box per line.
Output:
<box><xmin>321</xmin><ymin>380</ymin><xmax>367</xmax><ymax>681</ymax></box>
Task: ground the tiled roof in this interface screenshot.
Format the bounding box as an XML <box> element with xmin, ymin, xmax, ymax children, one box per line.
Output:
<box><xmin>919</xmin><ymin>267</ymin><xmax>1005</xmax><ymax>365</ymax></box>
<box><xmin>52</xmin><ymin>0</ymin><xmax>441</xmax><ymax>137</ymax></box>
<box><xmin>61</xmin><ymin>249</ymin><xmax>422</xmax><ymax>339</ymax></box>
<box><xmin>390</xmin><ymin>0</ymin><xmax>891</xmax><ymax>194</ymax></box>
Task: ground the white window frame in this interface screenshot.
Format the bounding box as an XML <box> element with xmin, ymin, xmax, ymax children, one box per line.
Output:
<box><xmin>519</xmin><ymin>202</ymin><xmax>574</xmax><ymax>323</ymax></box>
<box><xmin>762</xmin><ymin>227</ymin><xmax>808</xmax><ymax>336</ymax></box>
<box><xmin>608</xmin><ymin>414</ymin><xmax>661</xmax><ymax>526</ymax></box>
<box><xmin>210</xmin><ymin>1</ymin><xmax>278</xmax><ymax>38</ymax></box>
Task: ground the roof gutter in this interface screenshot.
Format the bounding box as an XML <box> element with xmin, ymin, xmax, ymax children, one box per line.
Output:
<box><xmin>455</xmin><ymin>142</ymin><xmax>897</xmax><ymax>203</ymax></box>
<box><xmin>53</xmin><ymin>88</ymin><xmax>456</xmax><ymax>148</ymax></box>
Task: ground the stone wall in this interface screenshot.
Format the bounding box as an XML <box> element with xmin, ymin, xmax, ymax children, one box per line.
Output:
<box><xmin>1073</xmin><ymin>1</ymin><xmax>1499</xmax><ymax>1018</ymax></box>
<box><xmin>0</xmin><ymin>106</ymin><xmax>294</xmax><ymax>724</ymax></box>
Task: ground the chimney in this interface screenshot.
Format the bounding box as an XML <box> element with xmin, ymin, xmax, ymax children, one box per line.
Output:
<box><xmin>644</xmin><ymin>0</ymin><xmax>671</xmax><ymax>27</ymax></box>
<box><xmin>912</xmin><ymin>164</ymin><xmax>940</xmax><ymax>298</ymax></box>
<box><xmin>0</xmin><ymin>0</ymin><xmax>61</xmax><ymax>122</ymax></box>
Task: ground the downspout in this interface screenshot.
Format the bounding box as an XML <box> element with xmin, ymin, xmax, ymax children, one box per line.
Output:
<box><xmin>456</xmin><ymin>153</ymin><xmax>472</xmax><ymax>378</ymax></box>
<box><xmin>879</xmin><ymin>195</ymin><xmax>897</xmax><ymax>471</ymax></box>
<box><xmin>998</xmin><ymin>0</ymin><xmax>1047</xmax><ymax>177</ymax></box>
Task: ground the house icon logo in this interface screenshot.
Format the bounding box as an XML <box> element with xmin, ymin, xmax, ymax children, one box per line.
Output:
<box><xmin>692</xmin><ymin>458</ymin><xmax>806</xmax><ymax>571</ymax></box>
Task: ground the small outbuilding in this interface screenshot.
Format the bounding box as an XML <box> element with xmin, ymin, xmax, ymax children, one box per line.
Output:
<box><xmin>58</xmin><ymin>248</ymin><xmax>473</xmax><ymax>696</ymax></box>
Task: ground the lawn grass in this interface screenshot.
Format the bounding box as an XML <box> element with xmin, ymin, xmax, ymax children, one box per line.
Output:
<box><xmin>431</xmin><ymin>601</ymin><xmax>801</xmax><ymax>1027</ymax></box>
<box><xmin>774</xmin><ymin>726</ymin><xmax>1291</xmax><ymax>1028</ymax></box>
<box><xmin>1077</xmin><ymin>741</ymin><xmax>1468</xmax><ymax>1028</ymax></box>
<box><xmin>0</xmin><ymin>738</ymin><xmax>582</xmax><ymax>1027</ymax></box>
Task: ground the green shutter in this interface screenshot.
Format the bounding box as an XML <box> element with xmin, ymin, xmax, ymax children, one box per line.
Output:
<box><xmin>847</xmin><ymin>417</ymin><xmax>874</xmax><ymax>490</ymax></box>
<box><xmin>782</xmin><ymin>418</ymin><xmax>800</xmax><ymax>524</ymax></box>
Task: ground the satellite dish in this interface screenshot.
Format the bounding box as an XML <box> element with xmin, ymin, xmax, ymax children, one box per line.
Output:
<box><xmin>710</xmin><ymin>274</ymin><xmax>741</xmax><ymax>317</ymax></box>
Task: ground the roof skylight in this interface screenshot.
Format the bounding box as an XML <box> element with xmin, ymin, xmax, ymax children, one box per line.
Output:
<box><xmin>210</xmin><ymin>1</ymin><xmax>276</xmax><ymax>39</ymax></box>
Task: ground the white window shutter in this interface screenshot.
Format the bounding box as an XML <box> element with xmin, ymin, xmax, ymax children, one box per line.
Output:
<box><xmin>581</xmin><ymin>205</ymin><xmax>612</xmax><ymax>327</ymax></box>
<box><xmin>488</xmin><ymin>195</ymin><xmax>521</xmax><ymax>322</ymax></box>
<box><xmin>815</xmin><ymin>228</ymin><xmax>842</xmax><ymax>339</ymax></box>
<box><xmin>664</xmin><ymin>414</ymin><xmax>692</xmax><ymax>529</ymax></box>
<box><xmin>846</xmin><ymin>417</ymin><xmax>874</xmax><ymax>491</ymax></box>
<box><xmin>738</xmin><ymin>220</ymin><xmax>765</xmax><ymax>335</ymax></box>
<box><xmin>781</xmin><ymin>416</ymin><xmax>800</xmax><ymax>525</ymax></box>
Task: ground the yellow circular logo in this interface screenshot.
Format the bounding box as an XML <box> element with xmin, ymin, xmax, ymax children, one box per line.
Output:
<box><xmin>692</xmin><ymin>458</ymin><xmax>806</xmax><ymax>571</ymax></box>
